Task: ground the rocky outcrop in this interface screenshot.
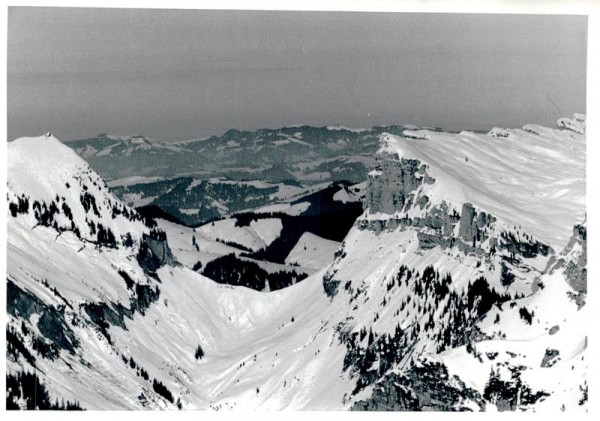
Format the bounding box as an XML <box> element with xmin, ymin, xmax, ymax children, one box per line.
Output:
<box><xmin>323</xmin><ymin>273</ymin><xmax>341</xmax><ymax>298</ymax></box>
<box><xmin>544</xmin><ymin>222</ymin><xmax>586</xmax><ymax>308</ymax></box>
<box><xmin>365</xmin><ymin>154</ymin><xmax>434</xmax><ymax>215</ymax></box>
<box><xmin>458</xmin><ymin>203</ymin><xmax>496</xmax><ymax>245</ymax></box>
<box><xmin>7</xmin><ymin>280</ymin><xmax>79</xmax><ymax>355</ymax></box>
<box><xmin>136</xmin><ymin>233</ymin><xmax>176</xmax><ymax>275</ymax></box>
<box><xmin>541</xmin><ymin>349</ymin><xmax>560</xmax><ymax>368</ymax></box>
<box><xmin>360</xmin><ymin>199</ymin><xmax>461</xmax><ymax>235</ymax></box>
<box><xmin>82</xmin><ymin>280</ymin><xmax>161</xmax><ymax>344</ymax></box>
<box><xmin>563</xmin><ymin>224</ymin><xmax>586</xmax><ymax>294</ymax></box>
<box><xmin>352</xmin><ymin>361</ymin><xmax>485</xmax><ymax>411</ymax></box>
<box><xmin>359</xmin><ymin>145</ymin><xmax>551</xmax><ymax>281</ymax></box>
<box><xmin>557</xmin><ymin>115</ymin><xmax>585</xmax><ymax>134</ymax></box>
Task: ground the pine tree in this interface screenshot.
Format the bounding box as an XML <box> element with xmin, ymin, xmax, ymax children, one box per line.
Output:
<box><xmin>194</xmin><ymin>345</ymin><xmax>204</xmax><ymax>360</ymax></box>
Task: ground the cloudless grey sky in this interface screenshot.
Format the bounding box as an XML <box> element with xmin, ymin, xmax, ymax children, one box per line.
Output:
<box><xmin>8</xmin><ymin>8</ymin><xmax>587</xmax><ymax>141</ymax></box>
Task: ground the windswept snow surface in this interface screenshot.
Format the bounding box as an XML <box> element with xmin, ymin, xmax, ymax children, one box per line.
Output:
<box><xmin>378</xmin><ymin>116</ymin><xmax>585</xmax><ymax>249</ymax></box>
<box><xmin>8</xmin><ymin>135</ymin><xmax>103</xmax><ymax>205</ymax></box>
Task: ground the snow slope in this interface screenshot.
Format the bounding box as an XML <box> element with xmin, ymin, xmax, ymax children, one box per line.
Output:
<box><xmin>437</xmin><ymin>223</ymin><xmax>587</xmax><ymax>411</ymax></box>
<box><xmin>194</xmin><ymin>218</ymin><xmax>282</xmax><ymax>252</ymax></box>
<box><xmin>321</xmin><ymin>115</ymin><xmax>587</xmax><ymax>410</ymax></box>
<box><xmin>155</xmin><ymin>218</ymin><xmax>243</xmax><ymax>269</ymax></box>
<box><xmin>285</xmin><ymin>232</ymin><xmax>341</xmax><ymax>270</ymax></box>
<box><xmin>7</xmin><ymin>219</ymin><xmax>349</xmax><ymax>409</ymax></box>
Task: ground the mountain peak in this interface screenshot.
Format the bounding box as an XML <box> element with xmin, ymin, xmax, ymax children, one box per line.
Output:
<box><xmin>8</xmin><ymin>134</ymin><xmax>92</xmax><ymax>203</ymax></box>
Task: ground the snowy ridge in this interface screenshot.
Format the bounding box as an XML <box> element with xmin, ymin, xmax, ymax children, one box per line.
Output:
<box><xmin>71</xmin><ymin>133</ymin><xmax>186</xmax><ymax>158</ymax></box>
<box><xmin>6</xmin><ymin>135</ymin><xmax>351</xmax><ymax>409</ymax></box>
<box><xmin>376</xmin><ymin>114</ymin><xmax>585</xmax><ymax>249</ymax></box>
<box><xmin>194</xmin><ymin>218</ymin><xmax>283</xmax><ymax>252</ymax></box>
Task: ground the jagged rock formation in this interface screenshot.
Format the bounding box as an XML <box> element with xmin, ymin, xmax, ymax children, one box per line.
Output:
<box><xmin>365</xmin><ymin>157</ymin><xmax>434</xmax><ymax>215</ymax></box>
<box><xmin>548</xmin><ymin>223</ymin><xmax>587</xmax><ymax>307</ymax></box>
<box><xmin>352</xmin><ymin>361</ymin><xmax>485</xmax><ymax>411</ymax></box>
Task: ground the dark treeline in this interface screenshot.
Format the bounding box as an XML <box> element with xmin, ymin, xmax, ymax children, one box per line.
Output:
<box><xmin>6</xmin><ymin>371</ymin><xmax>84</xmax><ymax>410</ymax></box>
<box><xmin>202</xmin><ymin>253</ymin><xmax>308</xmax><ymax>291</ymax></box>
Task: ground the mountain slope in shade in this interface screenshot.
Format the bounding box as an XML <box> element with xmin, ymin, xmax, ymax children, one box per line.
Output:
<box><xmin>6</xmin><ymin>116</ymin><xmax>586</xmax><ymax>411</ymax></box>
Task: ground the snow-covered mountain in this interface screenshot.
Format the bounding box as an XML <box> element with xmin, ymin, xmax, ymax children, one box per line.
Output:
<box><xmin>324</xmin><ymin>114</ymin><xmax>586</xmax><ymax>410</ymax></box>
<box><xmin>6</xmin><ymin>115</ymin><xmax>586</xmax><ymax>411</ymax></box>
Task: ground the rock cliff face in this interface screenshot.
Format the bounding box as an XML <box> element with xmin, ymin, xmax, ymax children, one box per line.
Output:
<box><xmin>137</xmin><ymin>233</ymin><xmax>177</xmax><ymax>275</ymax></box>
<box><xmin>327</xmin><ymin>144</ymin><xmax>552</xmax><ymax>305</ymax></box>
<box><xmin>552</xmin><ymin>223</ymin><xmax>586</xmax><ymax>295</ymax></box>
<box><xmin>364</xmin><ymin>155</ymin><xmax>434</xmax><ymax>215</ymax></box>
<box><xmin>352</xmin><ymin>360</ymin><xmax>485</xmax><ymax>411</ymax></box>
<box><xmin>361</xmin><ymin>148</ymin><xmax>551</xmax><ymax>261</ymax></box>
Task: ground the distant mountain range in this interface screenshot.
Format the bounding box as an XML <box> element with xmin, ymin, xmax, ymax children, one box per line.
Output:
<box><xmin>66</xmin><ymin>125</ymin><xmax>411</xmax><ymax>226</ymax></box>
<box><xmin>66</xmin><ymin>125</ymin><xmax>413</xmax><ymax>181</ymax></box>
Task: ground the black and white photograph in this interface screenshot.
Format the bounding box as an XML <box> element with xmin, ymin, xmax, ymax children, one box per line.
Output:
<box><xmin>4</xmin><ymin>1</ymin><xmax>595</xmax><ymax>412</ymax></box>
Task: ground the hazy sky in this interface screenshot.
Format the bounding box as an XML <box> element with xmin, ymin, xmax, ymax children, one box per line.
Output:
<box><xmin>8</xmin><ymin>8</ymin><xmax>587</xmax><ymax>141</ymax></box>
